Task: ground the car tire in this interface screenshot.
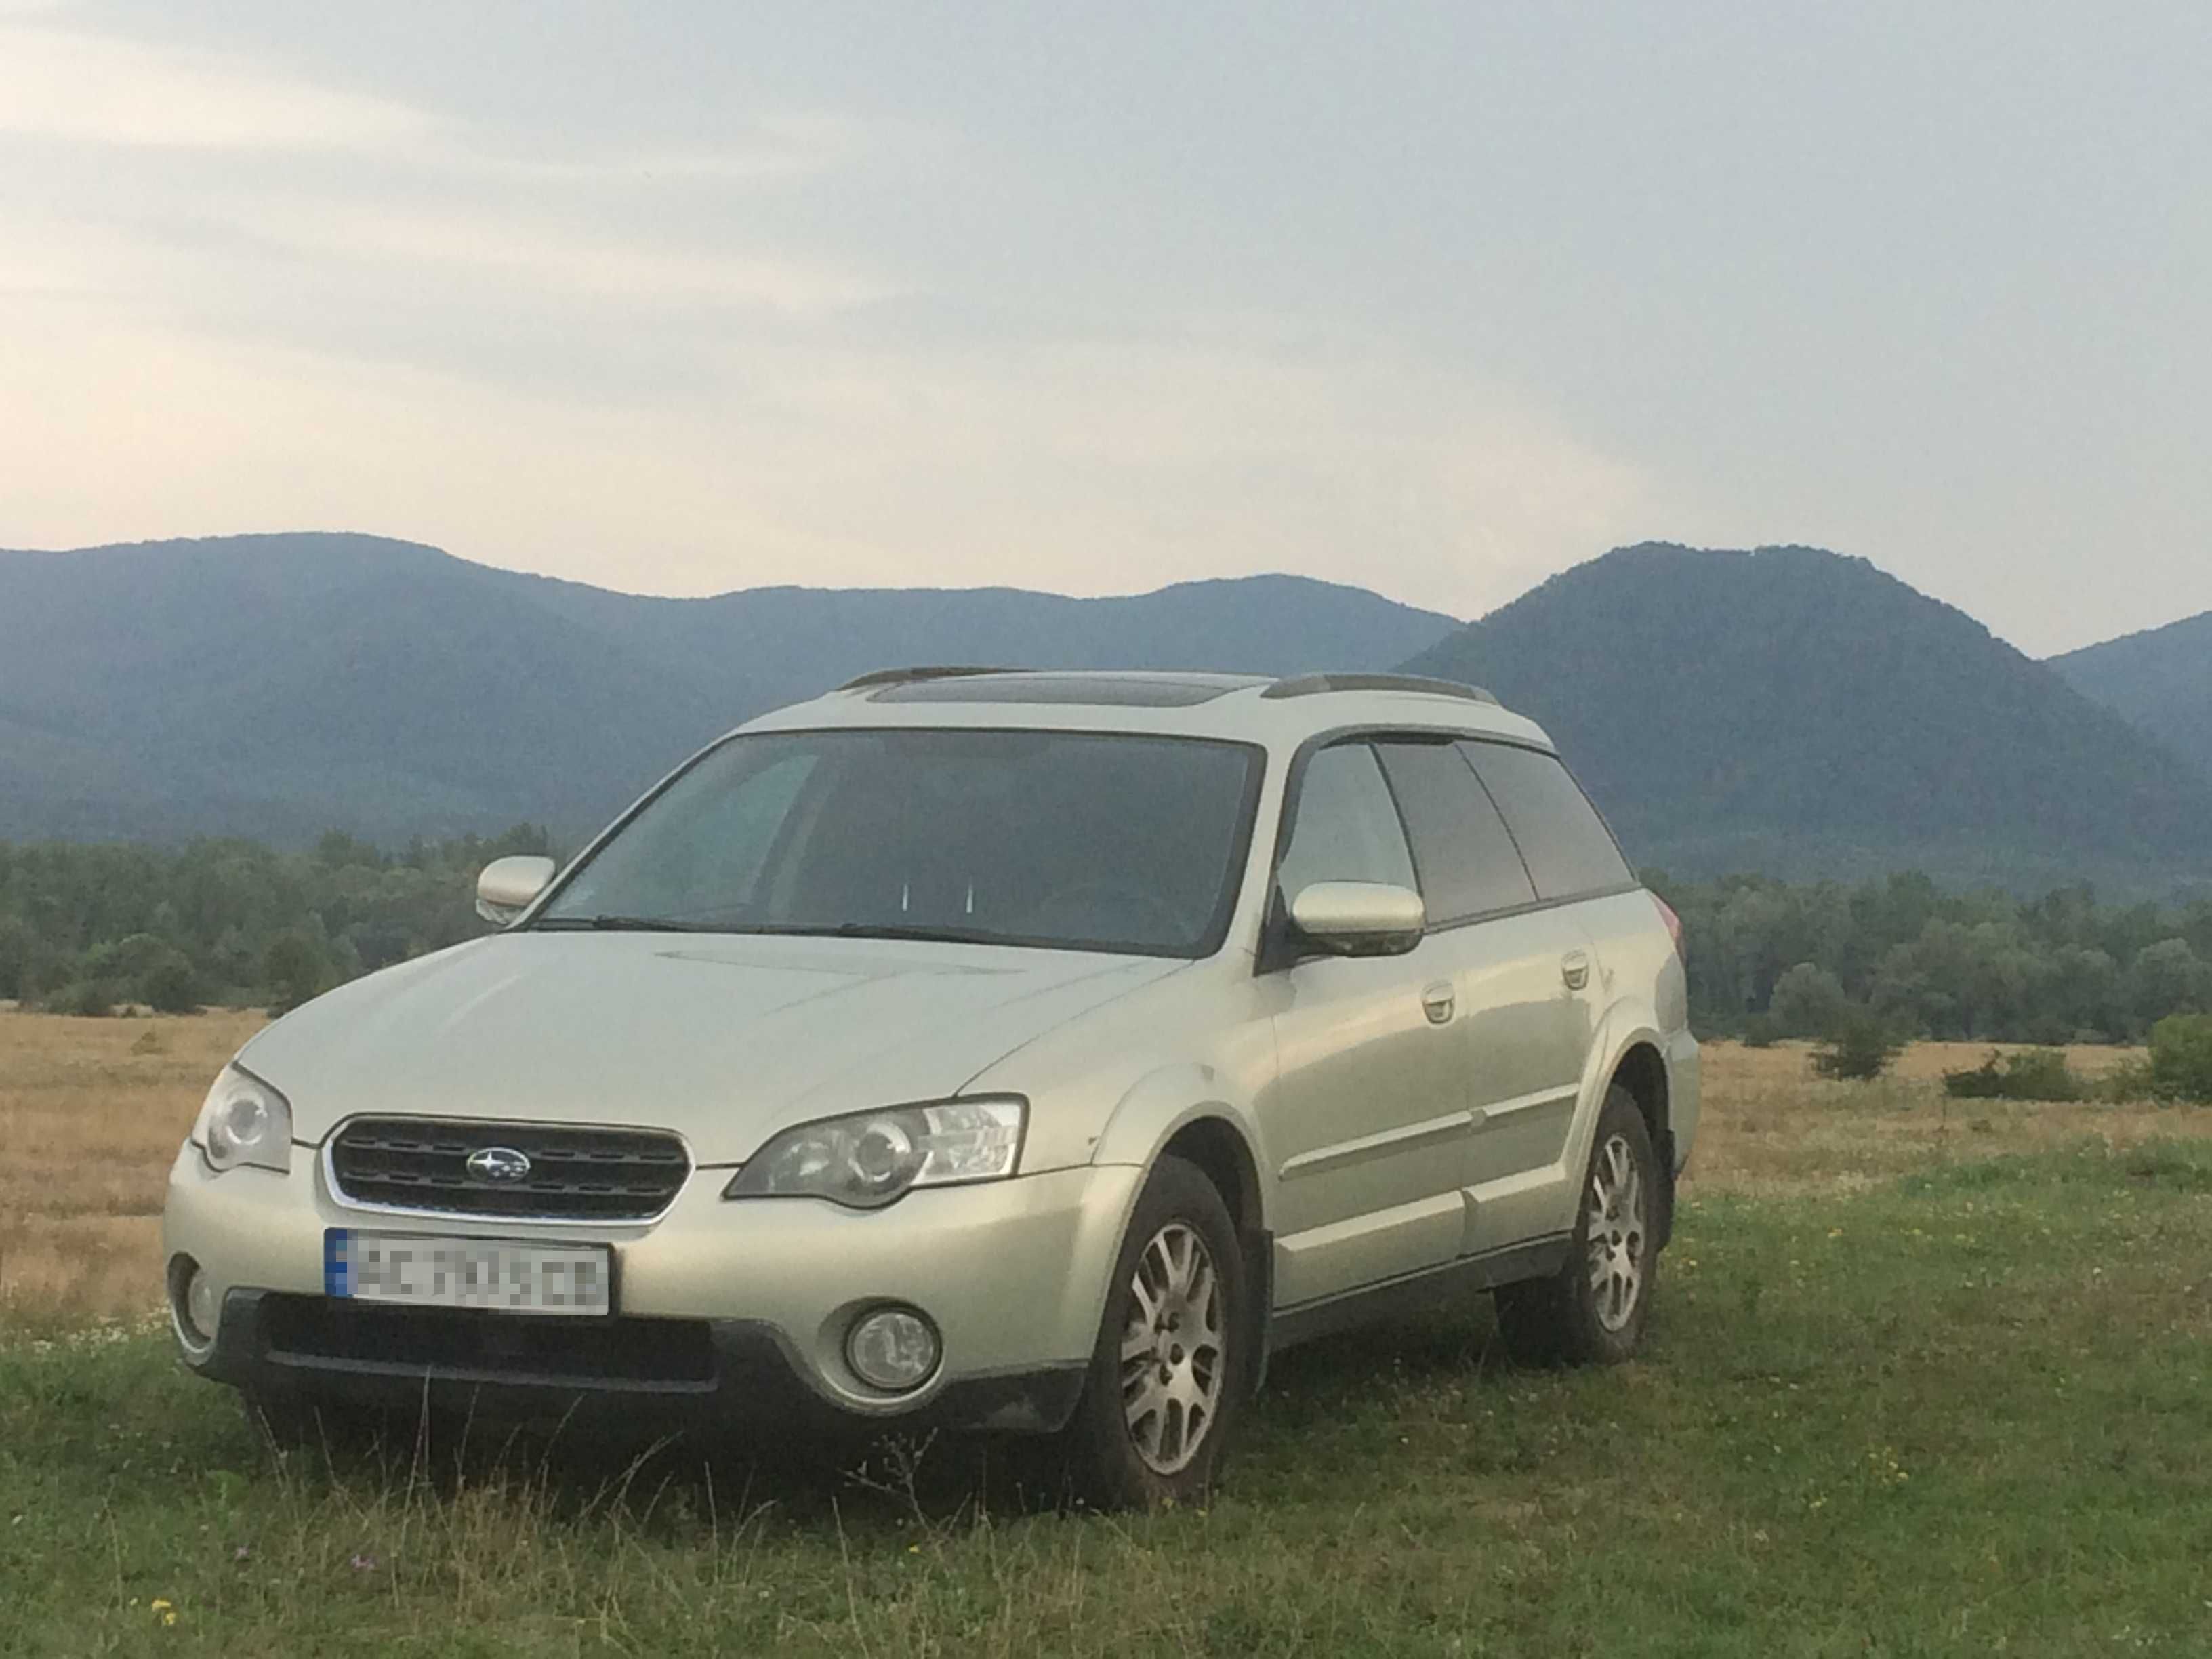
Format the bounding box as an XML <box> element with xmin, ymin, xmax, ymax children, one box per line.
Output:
<box><xmin>1063</xmin><ymin>1154</ymin><xmax>1249</xmax><ymax>1510</ymax></box>
<box><xmin>1494</xmin><ymin>1085</ymin><xmax>1660</xmax><ymax>1366</ymax></box>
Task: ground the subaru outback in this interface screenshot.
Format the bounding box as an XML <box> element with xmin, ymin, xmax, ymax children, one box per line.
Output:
<box><xmin>163</xmin><ymin>668</ymin><xmax>1698</xmax><ymax>1507</ymax></box>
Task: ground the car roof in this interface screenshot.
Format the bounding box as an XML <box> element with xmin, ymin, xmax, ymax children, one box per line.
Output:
<box><xmin>735</xmin><ymin>668</ymin><xmax>1557</xmax><ymax>752</ymax></box>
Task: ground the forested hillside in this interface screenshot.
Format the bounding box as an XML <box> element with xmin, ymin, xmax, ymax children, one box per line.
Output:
<box><xmin>1401</xmin><ymin>543</ymin><xmax>2212</xmax><ymax>892</ymax></box>
<box><xmin>0</xmin><ymin>534</ymin><xmax>1458</xmax><ymax>844</ymax></box>
<box><xmin>2049</xmin><ymin>610</ymin><xmax>2212</xmax><ymax>784</ymax></box>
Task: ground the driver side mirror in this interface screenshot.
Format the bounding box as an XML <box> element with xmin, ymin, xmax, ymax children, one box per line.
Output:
<box><xmin>1287</xmin><ymin>880</ymin><xmax>1425</xmax><ymax>958</ymax></box>
<box><xmin>476</xmin><ymin>855</ymin><xmax>556</xmax><ymax>926</ymax></box>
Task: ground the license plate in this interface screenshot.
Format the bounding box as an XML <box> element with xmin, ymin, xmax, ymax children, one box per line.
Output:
<box><xmin>325</xmin><ymin>1230</ymin><xmax>612</xmax><ymax>1316</ymax></box>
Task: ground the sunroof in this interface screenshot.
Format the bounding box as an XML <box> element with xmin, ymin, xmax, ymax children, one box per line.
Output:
<box><xmin>870</xmin><ymin>673</ymin><xmax>1258</xmax><ymax>708</ymax></box>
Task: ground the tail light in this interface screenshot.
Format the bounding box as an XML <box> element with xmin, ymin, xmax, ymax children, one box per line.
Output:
<box><xmin>1652</xmin><ymin>894</ymin><xmax>1685</xmax><ymax>964</ymax></box>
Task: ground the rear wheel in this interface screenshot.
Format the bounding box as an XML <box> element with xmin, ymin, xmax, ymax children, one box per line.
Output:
<box><xmin>1063</xmin><ymin>1155</ymin><xmax>1248</xmax><ymax>1509</ymax></box>
<box><xmin>1494</xmin><ymin>1086</ymin><xmax>1659</xmax><ymax>1366</ymax></box>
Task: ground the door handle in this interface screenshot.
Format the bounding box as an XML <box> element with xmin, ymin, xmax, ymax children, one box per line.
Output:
<box><xmin>1561</xmin><ymin>950</ymin><xmax>1591</xmax><ymax>991</ymax></box>
<box><xmin>1421</xmin><ymin>981</ymin><xmax>1456</xmax><ymax>1024</ymax></box>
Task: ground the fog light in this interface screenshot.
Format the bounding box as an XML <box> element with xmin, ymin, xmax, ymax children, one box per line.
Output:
<box><xmin>845</xmin><ymin>1307</ymin><xmax>939</xmax><ymax>1393</ymax></box>
<box><xmin>171</xmin><ymin>1256</ymin><xmax>218</xmax><ymax>1349</ymax></box>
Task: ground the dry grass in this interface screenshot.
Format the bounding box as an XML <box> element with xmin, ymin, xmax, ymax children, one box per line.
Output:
<box><xmin>1685</xmin><ymin>1037</ymin><xmax>2207</xmax><ymax>1197</ymax></box>
<box><xmin>0</xmin><ymin>1007</ymin><xmax>264</xmax><ymax>1323</ymax></box>
<box><xmin>3</xmin><ymin>1010</ymin><xmax>2204</xmax><ymax>1324</ymax></box>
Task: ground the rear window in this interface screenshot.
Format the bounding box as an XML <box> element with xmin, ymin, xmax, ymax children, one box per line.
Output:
<box><xmin>1372</xmin><ymin>739</ymin><xmax>1538</xmax><ymax>922</ymax></box>
<box><xmin>1458</xmin><ymin>741</ymin><xmax>1633</xmax><ymax>903</ymax></box>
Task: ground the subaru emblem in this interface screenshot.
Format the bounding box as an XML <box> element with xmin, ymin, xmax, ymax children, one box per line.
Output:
<box><xmin>466</xmin><ymin>1145</ymin><xmax>532</xmax><ymax>1183</ymax></box>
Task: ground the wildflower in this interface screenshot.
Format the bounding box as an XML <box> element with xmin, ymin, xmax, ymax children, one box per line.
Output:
<box><xmin>150</xmin><ymin>1599</ymin><xmax>177</xmax><ymax>1627</ymax></box>
<box><xmin>349</xmin><ymin>1553</ymin><xmax>379</xmax><ymax>1572</ymax></box>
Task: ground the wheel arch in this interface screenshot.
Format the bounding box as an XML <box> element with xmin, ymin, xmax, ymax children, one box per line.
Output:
<box><xmin>1559</xmin><ymin>1004</ymin><xmax>1679</xmax><ymax>1246</ymax></box>
<box><xmin>1089</xmin><ymin>1068</ymin><xmax>1274</xmax><ymax>1389</ymax></box>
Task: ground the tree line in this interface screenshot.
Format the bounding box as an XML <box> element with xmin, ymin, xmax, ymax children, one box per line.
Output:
<box><xmin>1657</xmin><ymin>869</ymin><xmax>2212</xmax><ymax>1045</ymax></box>
<box><xmin>2</xmin><ymin>836</ymin><xmax>2209</xmax><ymax>1045</ymax></box>
<box><xmin>0</xmin><ymin>829</ymin><xmax>553</xmax><ymax>1017</ymax></box>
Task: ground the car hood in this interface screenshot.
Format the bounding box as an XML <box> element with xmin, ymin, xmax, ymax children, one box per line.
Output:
<box><xmin>239</xmin><ymin>930</ymin><xmax>1185</xmax><ymax>1162</ymax></box>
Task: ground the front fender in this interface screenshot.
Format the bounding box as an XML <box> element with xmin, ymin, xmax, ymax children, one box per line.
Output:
<box><xmin>1086</xmin><ymin>1062</ymin><xmax>1276</xmax><ymax>1382</ymax></box>
<box><xmin>1089</xmin><ymin>1061</ymin><xmax>1269</xmax><ymax>1192</ymax></box>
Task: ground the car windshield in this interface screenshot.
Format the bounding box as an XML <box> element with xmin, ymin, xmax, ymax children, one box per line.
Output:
<box><xmin>534</xmin><ymin>729</ymin><xmax>1263</xmax><ymax>957</ymax></box>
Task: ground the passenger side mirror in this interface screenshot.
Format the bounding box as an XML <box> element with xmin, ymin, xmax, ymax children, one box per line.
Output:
<box><xmin>1287</xmin><ymin>881</ymin><xmax>1425</xmax><ymax>958</ymax></box>
<box><xmin>476</xmin><ymin>855</ymin><xmax>556</xmax><ymax>926</ymax></box>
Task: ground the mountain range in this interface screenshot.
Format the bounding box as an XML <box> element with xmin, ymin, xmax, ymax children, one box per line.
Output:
<box><xmin>1406</xmin><ymin>544</ymin><xmax>2212</xmax><ymax>890</ymax></box>
<box><xmin>2</xmin><ymin>531</ymin><xmax>2206</xmax><ymax>893</ymax></box>
<box><xmin>0</xmin><ymin>534</ymin><xmax>1455</xmax><ymax>845</ymax></box>
<box><xmin>2050</xmin><ymin>611</ymin><xmax>2212</xmax><ymax>787</ymax></box>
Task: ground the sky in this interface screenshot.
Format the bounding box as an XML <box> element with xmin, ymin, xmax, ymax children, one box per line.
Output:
<box><xmin>1</xmin><ymin>1</ymin><xmax>2205</xmax><ymax>655</ymax></box>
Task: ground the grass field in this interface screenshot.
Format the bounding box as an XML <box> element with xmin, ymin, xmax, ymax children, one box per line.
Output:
<box><xmin>3</xmin><ymin>1010</ymin><xmax>2210</xmax><ymax>1654</ymax></box>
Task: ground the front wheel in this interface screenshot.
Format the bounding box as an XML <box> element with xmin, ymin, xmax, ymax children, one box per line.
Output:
<box><xmin>1494</xmin><ymin>1086</ymin><xmax>1660</xmax><ymax>1366</ymax></box>
<box><xmin>1063</xmin><ymin>1155</ymin><xmax>1248</xmax><ymax>1509</ymax></box>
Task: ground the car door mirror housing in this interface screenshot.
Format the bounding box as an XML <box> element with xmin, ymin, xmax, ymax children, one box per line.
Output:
<box><xmin>1287</xmin><ymin>880</ymin><xmax>1426</xmax><ymax>958</ymax></box>
<box><xmin>476</xmin><ymin>855</ymin><xmax>556</xmax><ymax>925</ymax></box>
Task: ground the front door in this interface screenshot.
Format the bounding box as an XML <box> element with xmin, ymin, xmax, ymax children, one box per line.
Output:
<box><xmin>1263</xmin><ymin>741</ymin><xmax>1471</xmax><ymax>1307</ymax></box>
<box><xmin>1367</xmin><ymin>737</ymin><xmax>1593</xmax><ymax>1256</ymax></box>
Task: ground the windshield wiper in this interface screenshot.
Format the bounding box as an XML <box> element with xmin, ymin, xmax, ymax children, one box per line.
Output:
<box><xmin>532</xmin><ymin>915</ymin><xmax>719</xmax><ymax>933</ymax></box>
<box><xmin>743</xmin><ymin>921</ymin><xmax>1015</xmax><ymax>946</ymax></box>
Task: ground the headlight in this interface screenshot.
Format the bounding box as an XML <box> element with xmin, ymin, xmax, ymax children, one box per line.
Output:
<box><xmin>191</xmin><ymin>1065</ymin><xmax>295</xmax><ymax>1174</ymax></box>
<box><xmin>722</xmin><ymin>1097</ymin><xmax>1026</xmax><ymax>1209</ymax></box>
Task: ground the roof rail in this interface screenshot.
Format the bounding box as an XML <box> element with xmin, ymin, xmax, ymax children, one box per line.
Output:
<box><xmin>836</xmin><ymin>665</ymin><xmax>1025</xmax><ymax>692</ymax></box>
<box><xmin>1259</xmin><ymin>672</ymin><xmax>1498</xmax><ymax>705</ymax></box>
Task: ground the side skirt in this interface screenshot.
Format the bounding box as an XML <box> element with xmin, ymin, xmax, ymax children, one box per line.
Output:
<box><xmin>1261</xmin><ymin>1233</ymin><xmax>1572</xmax><ymax>1361</ymax></box>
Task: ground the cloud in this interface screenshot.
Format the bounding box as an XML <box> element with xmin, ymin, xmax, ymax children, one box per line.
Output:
<box><xmin>272</xmin><ymin>205</ymin><xmax>897</xmax><ymax>314</ymax></box>
<box><xmin>0</xmin><ymin>24</ymin><xmax>433</xmax><ymax>150</ymax></box>
<box><xmin>0</xmin><ymin>292</ymin><xmax>1679</xmax><ymax>622</ymax></box>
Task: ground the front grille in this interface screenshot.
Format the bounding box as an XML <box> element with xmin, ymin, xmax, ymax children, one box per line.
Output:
<box><xmin>329</xmin><ymin>1118</ymin><xmax>690</xmax><ymax>1221</ymax></box>
<box><xmin>259</xmin><ymin>1296</ymin><xmax>716</xmax><ymax>1391</ymax></box>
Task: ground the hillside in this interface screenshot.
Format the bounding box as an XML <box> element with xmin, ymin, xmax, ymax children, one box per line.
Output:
<box><xmin>2049</xmin><ymin>611</ymin><xmax>2212</xmax><ymax>785</ymax></box>
<box><xmin>1401</xmin><ymin>544</ymin><xmax>2212</xmax><ymax>890</ymax></box>
<box><xmin>0</xmin><ymin>533</ymin><xmax>1458</xmax><ymax>843</ymax></box>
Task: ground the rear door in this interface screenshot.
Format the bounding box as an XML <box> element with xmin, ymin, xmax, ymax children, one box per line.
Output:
<box><xmin>1263</xmin><ymin>740</ymin><xmax>1471</xmax><ymax>1307</ymax></box>
<box><xmin>1456</xmin><ymin>739</ymin><xmax>1640</xmax><ymax>1251</ymax></box>
<box><xmin>1370</xmin><ymin>739</ymin><xmax>1589</xmax><ymax>1258</ymax></box>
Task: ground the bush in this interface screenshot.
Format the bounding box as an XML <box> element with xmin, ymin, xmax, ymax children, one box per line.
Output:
<box><xmin>1740</xmin><ymin>1012</ymin><xmax>1780</xmax><ymax>1048</ymax></box>
<box><xmin>1769</xmin><ymin>962</ymin><xmax>1849</xmax><ymax>1039</ymax></box>
<box><xmin>1811</xmin><ymin>1006</ymin><xmax>1902</xmax><ymax>1082</ymax></box>
<box><xmin>2148</xmin><ymin>1013</ymin><xmax>2212</xmax><ymax>1103</ymax></box>
<box><xmin>1943</xmin><ymin>1049</ymin><xmax>2087</xmax><ymax>1102</ymax></box>
<box><xmin>138</xmin><ymin>953</ymin><xmax>205</xmax><ymax>1015</ymax></box>
<box><xmin>45</xmin><ymin>980</ymin><xmax>117</xmax><ymax>1017</ymax></box>
<box><xmin>2104</xmin><ymin>1056</ymin><xmax>2158</xmax><ymax>1103</ymax></box>
<box><xmin>263</xmin><ymin>931</ymin><xmax>333</xmax><ymax>1016</ymax></box>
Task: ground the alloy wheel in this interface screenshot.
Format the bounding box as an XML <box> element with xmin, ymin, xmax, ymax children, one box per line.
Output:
<box><xmin>1118</xmin><ymin>1221</ymin><xmax>1227</xmax><ymax>1474</ymax></box>
<box><xmin>1584</xmin><ymin>1132</ymin><xmax>1647</xmax><ymax>1332</ymax></box>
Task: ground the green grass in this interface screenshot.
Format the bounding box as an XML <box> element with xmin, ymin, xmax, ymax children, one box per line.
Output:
<box><xmin>4</xmin><ymin>1140</ymin><xmax>2211</xmax><ymax>1656</ymax></box>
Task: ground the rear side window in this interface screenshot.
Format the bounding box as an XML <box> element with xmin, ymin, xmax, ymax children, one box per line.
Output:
<box><xmin>1275</xmin><ymin>742</ymin><xmax>1417</xmax><ymax>899</ymax></box>
<box><xmin>1459</xmin><ymin>741</ymin><xmax>1633</xmax><ymax>902</ymax></box>
<box><xmin>1373</xmin><ymin>740</ymin><xmax>1537</xmax><ymax>922</ymax></box>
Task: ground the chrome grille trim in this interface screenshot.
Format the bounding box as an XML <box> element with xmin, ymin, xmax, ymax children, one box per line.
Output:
<box><xmin>324</xmin><ymin>1117</ymin><xmax>693</xmax><ymax>1225</ymax></box>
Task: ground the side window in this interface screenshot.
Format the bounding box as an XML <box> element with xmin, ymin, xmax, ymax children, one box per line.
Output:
<box><xmin>1274</xmin><ymin>742</ymin><xmax>1416</xmax><ymax>901</ymax></box>
<box><xmin>1459</xmin><ymin>741</ymin><xmax>1633</xmax><ymax>902</ymax></box>
<box><xmin>1373</xmin><ymin>740</ymin><xmax>1538</xmax><ymax>922</ymax></box>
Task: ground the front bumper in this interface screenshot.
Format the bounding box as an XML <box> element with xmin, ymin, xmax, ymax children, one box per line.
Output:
<box><xmin>162</xmin><ymin>1144</ymin><xmax>1141</xmax><ymax>1434</ymax></box>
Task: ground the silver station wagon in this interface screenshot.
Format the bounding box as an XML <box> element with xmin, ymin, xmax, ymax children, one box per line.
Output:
<box><xmin>163</xmin><ymin>668</ymin><xmax>1699</xmax><ymax>1507</ymax></box>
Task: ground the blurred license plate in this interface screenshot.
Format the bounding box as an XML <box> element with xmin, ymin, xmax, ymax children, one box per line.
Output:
<box><xmin>325</xmin><ymin>1230</ymin><xmax>611</xmax><ymax>1316</ymax></box>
